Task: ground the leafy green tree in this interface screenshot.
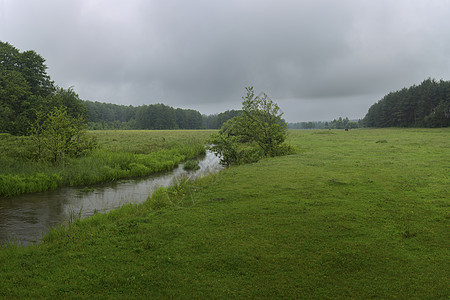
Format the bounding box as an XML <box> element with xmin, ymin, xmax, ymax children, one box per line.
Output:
<box><xmin>203</xmin><ymin>110</ymin><xmax>242</xmax><ymax>129</ymax></box>
<box><xmin>1</xmin><ymin>41</ymin><xmax>88</xmax><ymax>135</ymax></box>
<box><xmin>0</xmin><ymin>41</ymin><xmax>20</xmax><ymax>71</ymax></box>
<box><xmin>30</xmin><ymin>107</ymin><xmax>97</xmax><ymax>165</ymax></box>
<box><xmin>17</xmin><ymin>49</ymin><xmax>54</xmax><ymax>97</ymax></box>
<box><xmin>209</xmin><ymin>87</ymin><xmax>292</xmax><ymax>166</ymax></box>
<box><xmin>0</xmin><ymin>70</ymin><xmax>32</xmax><ymax>134</ymax></box>
<box><xmin>49</xmin><ymin>87</ymin><xmax>87</xmax><ymax>118</ymax></box>
<box><xmin>240</xmin><ymin>87</ymin><xmax>288</xmax><ymax>155</ymax></box>
<box><xmin>0</xmin><ymin>42</ymin><xmax>54</xmax><ymax>99</ymax></box>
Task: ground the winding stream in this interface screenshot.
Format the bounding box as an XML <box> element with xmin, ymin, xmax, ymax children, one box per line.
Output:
<box><xmin>0</xmin><ymin>151</ymin><xmax>222</xmax><ymax>245</ymax></box>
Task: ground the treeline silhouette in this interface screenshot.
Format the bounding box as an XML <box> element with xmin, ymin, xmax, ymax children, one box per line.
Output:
<box><xmin>288</xmin><ymin>118</ymin><xmax>361</xmax><ymax>129</ymax></box>
<box><xmin>363</xmin><ymin>78</ymin><xmax>450</xmax><ymax>128</ymax></box>
<box><xmin>84</xmin><ymin>100</ymin><xmax>241</xmax><ymax>130</ymax></box>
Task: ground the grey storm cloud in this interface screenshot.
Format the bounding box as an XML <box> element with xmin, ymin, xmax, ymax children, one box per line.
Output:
<box><xmin>1</xmin><ymin>0</ymin><xmax>450</xmax><ymax>121</ymax></box>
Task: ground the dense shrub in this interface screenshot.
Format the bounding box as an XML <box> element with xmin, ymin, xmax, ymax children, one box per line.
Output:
<box><xmin>209</xmin><ymin>87</ymin><xmax>293</xmax><ymax>166</ymax></box>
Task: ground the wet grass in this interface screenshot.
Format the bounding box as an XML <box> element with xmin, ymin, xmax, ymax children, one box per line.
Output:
<box><xmin>0</xmin><ymin>128</ymin><xmax>449</xmax><ymax>298</ymax></box>
<box><xmin>0</xmin><ymin>130</ymin><xmax>213</xmax><ymax>196</ymax></box>
<box><xmin>183</xmin><ymin>159</ymin><xmax>200</xmax><ymax>171</ymax></box>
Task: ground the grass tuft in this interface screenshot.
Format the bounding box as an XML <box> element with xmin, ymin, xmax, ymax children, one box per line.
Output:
<box><xmin>183</xmin><ymin>159</ymin><xmax>200</xmax><ymax>171</ymax></box>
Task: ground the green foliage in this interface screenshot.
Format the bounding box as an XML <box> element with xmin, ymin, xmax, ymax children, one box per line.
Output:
<box><xmin>30</xmin><ymin>107</ymin><xmax>97</xmax><ymax>166</ymax></box>
<box><xmin>136</xmin><ymin>103</ymin><xmax>177</xmax><ymax>129</ymax></box>
<box><xmin>50</xmin><ymin>87</ymin><xmax>87</xmax><ymax>118</ymax></box>
<box><xmin>84</xmin><ymin>99</ymin><xmax>242</xmax><ymax>130</ymax></box>
<box><xmin>84</xmin><ymin>100</ymin><xmax>206</xmax><ymax>130</ymax></box>
<box><xmin>209</xmin><ymin>87</ymin><xmax>292</xmax><ymax>165</ymax></box>
<box><xmin>364</xmin><ymin>78</ymin><xmax>450</xmax><ymax>127</ymax></box>
<box><xmin>0</xmin><ymin>41</ymin><xmax>53</xmax><ymax>98</ymax></box>
<box><xmin>203</xmin><ymin>109</ymin><xmax>242</xmax><ymax>129</ymax></box>
<box><xmin>0</xmin><ymin>41</ymin><xmax>88</xmax><ymax>135</ymax></box>
<box><xmin>175</xmin><ymin>108</ymin><xmax>204</xmax><ymax>129</ymax></box>
<box><xmin>289</xmin><ymin>119</ymin><xmax>361</xmax><ymax>130</ymax></box>
<box><xmin>289</xmin><ymin>120</ymin><xmax>327</xmax><ymax>129</ymax></box>
<box><xmin>326</xmin><ymin>117</ymin><xmax>360</xmax><ymax>129</ymax></box>
<box><xmin>423</xmin><ymin>100</ymin><xmax>450</xmax><ymax>127</ymax></box>
<box><xmin>0</xmin><ymin>70</ymin><xmax>33</xmax><ymax>134</ymax></box>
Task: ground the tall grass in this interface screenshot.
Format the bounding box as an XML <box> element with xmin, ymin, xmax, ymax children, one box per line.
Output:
<box><xmin>0</xmin><ymin>130</ymin><xmax>213</xmax><ymax>197</ymax></box>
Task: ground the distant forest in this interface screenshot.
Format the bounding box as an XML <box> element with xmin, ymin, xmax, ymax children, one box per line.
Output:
<box><xmin>1</xmin><ymin>41</ymin><xmax>449</xmax><ymax>135</ymax></box>
<box><xmin>290</xmin><ymin>79</ymin><xmax>450</xmax><ymax>129</ymax></box>
<box><xmin>79</xmin><ymin>78</ymin><xmax>450</xmax><ymax>130</ymax></box>
<box><xmin>87</xmin><ymin>101</ymin><xmax>363</xmax><ymax>131</ymax></box>
<box><xmin>288</xmin><ymin>118</ymin><xmax>361</xmax><ymax>130</ymax></box>
<box><xmin>85</xmin><ymin>100</ymin><xmax>242</xmax><ymax>130</ymax></box>
<box><xmin>363</xmin><ymin>78</ymin><xmax>450</xmax><ymax>127</ymax></box>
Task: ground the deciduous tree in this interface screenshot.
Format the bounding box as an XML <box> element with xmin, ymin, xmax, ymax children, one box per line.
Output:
<box><xmin>30</xmin><ymin>107</ymin><xmax>97</xmax><ymax>165</ymax></box>
<box><xmin>209</xmin><ymin>87</ymin><xmax>292</xmax><ymax>166</ymax></box>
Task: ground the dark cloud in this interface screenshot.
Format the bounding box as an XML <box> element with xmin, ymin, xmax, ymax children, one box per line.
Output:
<box><xmin>1</xmin><ymin>0</ymin><xmax>450</xmax><ymax>121</ymax></box>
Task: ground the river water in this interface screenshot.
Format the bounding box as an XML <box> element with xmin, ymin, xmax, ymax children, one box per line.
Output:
<box><xmin>0</xmin><ymin>151</ymin><xmax>222</xmax><ymax>245</ymax></box>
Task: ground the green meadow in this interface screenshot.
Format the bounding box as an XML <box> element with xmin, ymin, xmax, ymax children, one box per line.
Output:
<box><xmin>0</xmin><ymin>128</ymin><xmax>449</xmax><ymax>298</ymax></box>
<box><xmin>0</xmin><ymin>130</ymin><xmax>213</xmax><ymax>197</ymax></box>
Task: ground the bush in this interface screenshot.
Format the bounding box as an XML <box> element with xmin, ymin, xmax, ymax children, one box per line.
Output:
<box><xmin>29</xmin><ymin>107</ymin><xmax>97</xmax><ymax>166</ymax></box>
<box><xmin>209</xmin><ymin>87</ymin><xmax>293</xmax><ymax>166</ymax></box>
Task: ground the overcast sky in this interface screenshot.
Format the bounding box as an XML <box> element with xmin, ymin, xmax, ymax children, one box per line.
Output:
<box><xmin>1</xmin><ymin>0</ymin><xmax>450</xmax><ymax>122</ymax></box>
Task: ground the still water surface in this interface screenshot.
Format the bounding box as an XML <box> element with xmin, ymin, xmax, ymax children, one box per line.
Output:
<box><xmin>0</xmin><ymin>151</ymin><xmax>221</xmax><ymax>245</ymax></box>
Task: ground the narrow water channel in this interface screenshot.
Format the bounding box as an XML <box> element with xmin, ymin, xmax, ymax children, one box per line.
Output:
<box><xmin>0</xmin><ymin>151</ymin><xmax>222</xmax><ymax>245</ymax></box>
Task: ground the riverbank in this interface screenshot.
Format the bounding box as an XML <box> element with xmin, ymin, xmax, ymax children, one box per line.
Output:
<box><xmin>1</xmin><ymin>128</ymin><xmax>449</xmax><ymax>298</ymax></box>
<box><xmin>0</xmin><ymin>130</ymin><xmax>214</xmax><ymax>197</ymax></box>
<box><xmin>0</xmin><ymin>151</ymin><xmax>222</xmax><ymax>244</ymax></box>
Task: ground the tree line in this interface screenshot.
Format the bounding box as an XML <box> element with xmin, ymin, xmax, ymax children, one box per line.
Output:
<box><xmin>0</xmin><ymin>41</ymin><xmax>239</xmax><ymax>133</ymax></box>
<box><xmin>3</xmin><ymin>41</ymin><xmax>448</xmax><ymax>137</ymax></box>
<box><xmin>288</xmin><ymin>118</ymin><xmax>361</xmax><ymax>129</ymax></box>
<box><xmin>363</xmin><ymin>78</ymin><xmax>450</xmax><ymax>128</ymax></box>
<box><xmin>85</xmin><ymin>100</ymin><xmax>241</xmax><ymax>130</ymax></box>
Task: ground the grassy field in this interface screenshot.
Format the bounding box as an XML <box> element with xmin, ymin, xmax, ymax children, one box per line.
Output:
<box><xmin>0</xmin><ymin>130</ymin><xmax>213</xmax><ymax>197</ymax></box>
<box><xmin>0</xmin><ymin>128</ymin><xmax>449</xmax><ymax>298</ymax></box>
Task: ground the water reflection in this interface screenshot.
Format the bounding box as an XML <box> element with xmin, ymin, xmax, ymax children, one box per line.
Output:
<box><xmin>0</xmin><ymin>151</ymin><xmax>222</xmax><ymax>245</ymax></box>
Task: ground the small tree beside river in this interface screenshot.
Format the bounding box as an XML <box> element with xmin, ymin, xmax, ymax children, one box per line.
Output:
<box><xmin>30</xmin><ymin>107</ymin><xmax>97</xmax><ymax>166</ymax></box>
<box><xmin>209</xmin><ymin>87</ymin><xmax>293</xmax><ymax>166</ymax></box>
